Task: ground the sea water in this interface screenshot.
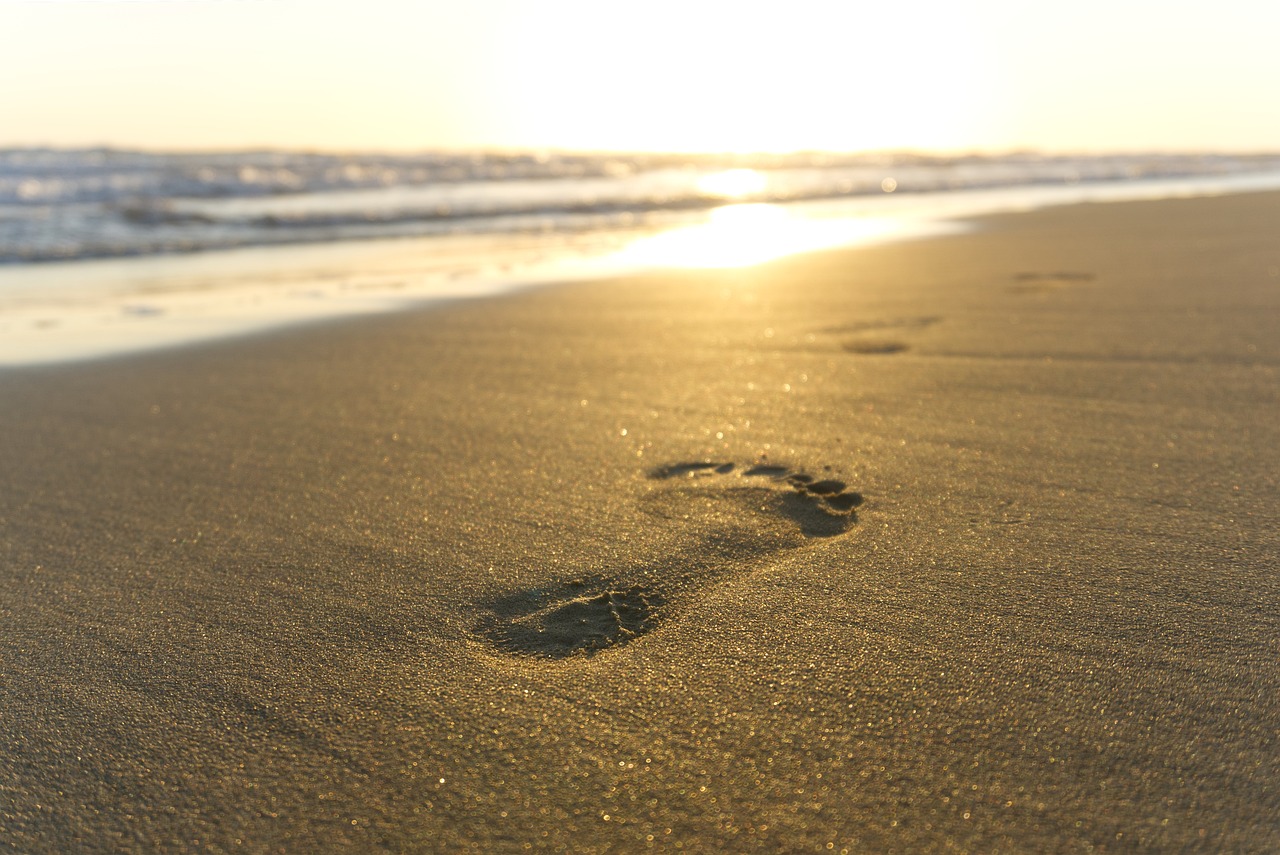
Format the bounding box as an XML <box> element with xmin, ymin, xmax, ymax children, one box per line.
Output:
<box><xmin>3</xmin><ymin>149</ymin><xmax>1280</xmax><ymax>365</ymax></box>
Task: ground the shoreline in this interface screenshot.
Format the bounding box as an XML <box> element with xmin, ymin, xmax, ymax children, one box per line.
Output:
<box><xmin>5</xmin><ymin>172</ymin><xmax>1280</xmax><ymax>368</ymax></box>
<box><xmin>2</xmin><ymin>191</ymin><xmax>1279</xmax><ymax>851</ymax></box>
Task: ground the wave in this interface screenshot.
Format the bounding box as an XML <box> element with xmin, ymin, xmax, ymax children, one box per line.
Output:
<box><xmin>3</xmin><ymin>148</ymin><xmax>1279</xmax><ymax>263</ymax></box>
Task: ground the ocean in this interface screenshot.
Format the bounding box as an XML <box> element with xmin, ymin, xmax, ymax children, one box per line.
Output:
<box><xmin>3</xmin><ymin>148</ymin><xmax>1280</xmax><ymax>365</ymax></box>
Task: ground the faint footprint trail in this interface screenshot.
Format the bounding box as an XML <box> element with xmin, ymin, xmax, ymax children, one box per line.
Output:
<box><xmin>1009</xmin><ymin>271</ymin><xmax>1097</xmax><ymax>295</ymax></box>
<box><xmin>818</xmin><ymin>315</ymin><xmax>941</xmax><ymax>356</ymax></box>
<box><xmin>842</xmin><ymin>340</ymin><xmax>911</xmax><ymax>355</ymax></box>
<box><xmin>481</xmin><ymin>461</ymin><xmax>863</xmax><ymax>660</ymax></box>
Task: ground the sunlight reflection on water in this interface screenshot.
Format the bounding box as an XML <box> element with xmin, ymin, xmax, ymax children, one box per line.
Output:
<box><xmin>612</xmin><ymin>204</ymin><xmax>908</xmax><ymax>269</ymax></box>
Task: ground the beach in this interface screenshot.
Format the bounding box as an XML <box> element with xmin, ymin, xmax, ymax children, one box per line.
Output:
<box><xmin>2</xmin><ymin>190</ymin><xmax>1278</xmax><ymax>851</ymax></box>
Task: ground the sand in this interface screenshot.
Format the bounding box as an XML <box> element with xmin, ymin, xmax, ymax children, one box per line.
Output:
<box><xmin>1</xmin><ymin>192</ymin><xmax>1278</xmax><ymax>852</ymax></box>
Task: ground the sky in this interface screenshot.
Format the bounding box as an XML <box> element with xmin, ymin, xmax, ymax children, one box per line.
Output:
<box><xmin>3</xmin><ymin>0</ymin><xmax>1279</xmax><ymax>154</ymax></box>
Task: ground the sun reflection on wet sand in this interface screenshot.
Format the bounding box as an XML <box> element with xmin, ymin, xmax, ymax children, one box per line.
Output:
<box><xmin>613</xmin><ymin>203</ymin><xmax>916</xmax><ymax>269</ymax></box>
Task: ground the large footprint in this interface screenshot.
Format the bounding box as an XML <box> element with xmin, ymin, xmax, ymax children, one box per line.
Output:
<box><xmin>484</xmin><ymin>581</ymin><xmax>661</xmax><ymax>660</ymax></box>
<box><xmin>481</xmin><ymin>461</ymin><xmax>863</xmax><ymax>660</ymax></box>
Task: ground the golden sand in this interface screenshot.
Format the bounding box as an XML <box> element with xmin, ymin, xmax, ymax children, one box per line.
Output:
<box><xmin>2</xmin><ymin>192</ymin><xmax>1278</xmax><ymax>851</ymax></box>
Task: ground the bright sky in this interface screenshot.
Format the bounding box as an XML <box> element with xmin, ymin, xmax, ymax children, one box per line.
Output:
<box><xmin>3</xmin><ymin>0</ymin><xmax>1278</xmax><ymax>153</ymax></box>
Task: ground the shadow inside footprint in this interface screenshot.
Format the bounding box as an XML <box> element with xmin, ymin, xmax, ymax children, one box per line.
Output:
<box><xmin>842</xmin><ymin>339</ymin><xmax>910</xmax><ymax>355</ymax></box>
<box><xmin>484</xmin><ymin>582</ymin><xmax>660</xmax><ymax>659</ymax></box>
<box><xmin>775</xmin><ymin>491</ymin><xmax>859</xmax><ymax>537</ymax></box>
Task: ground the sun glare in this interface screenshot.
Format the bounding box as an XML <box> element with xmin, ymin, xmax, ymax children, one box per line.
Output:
<box><xmin>615</xmin><ymin>205</ymin><xmax>902</xmax><ymax>269</ymax></box>
<box><xmin>696</xmin><ymin>169</ymin><xmax>768</xmax><ymax>199</ymax></box>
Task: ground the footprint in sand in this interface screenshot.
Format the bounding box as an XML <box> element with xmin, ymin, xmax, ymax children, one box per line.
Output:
<box><xmin>645</xmin><ymin>460</ymin><xmax>864</xmax><ymax>534</ymax></box>
<box><xmin>485</xmin><ymin>581</ymin><xmax>661</xmax><ymax>660</ymax></box>
<box><xmin>1008</xmin><ymin>271</ymin><xmax>1097</xmax><ymax>295</ymax></box>
<box><xmin>482</xmin><ymin>461</ymin><xmax>863</xmax><ymax>659</ymax></box>
<box><xmin>818</xmin><ymin>315</ymin><xmax>941</xmax><ymax>355</ymax></box>
<box><xmin>841</xmin><ymin>339</ymin><xmax>911</xmax><ymax>355</ymax></box>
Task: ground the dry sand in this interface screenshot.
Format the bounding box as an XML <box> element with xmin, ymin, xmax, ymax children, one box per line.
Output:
<box><xmin>1</xmin><ymin>192</ymin><xmax>1278</xmax><ymax>852</ymax></box>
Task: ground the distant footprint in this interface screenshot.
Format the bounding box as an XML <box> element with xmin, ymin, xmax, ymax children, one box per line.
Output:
<box><xmin>842</xmin><ymin>339</ymin><xmax>910</xmax><ymax>355</ymax></box>
<box><xmin>816</xmin><ymin>315</ymin><xmax>939</xmax><ymax>356</ymax></box>
<box><xmin>481</xmin><ymin>461</ymin><xmax>864</xmax><ymax>660</ymax></box>
<box><xmin>1009</xmin><ymin>271</ymin><xmax>1097</xmax><ymax>294</ymax></box>
<box><xmin>819</xmin><ymin>315</ymin><xmax>941</xmax><ymax>335</ymax></box>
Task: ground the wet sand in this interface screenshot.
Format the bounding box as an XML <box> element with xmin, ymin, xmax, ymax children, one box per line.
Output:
<box><xmin>2</xmin><ymin>192</ymin><xmax>1279</xmax><ymax>852</ymax></box>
